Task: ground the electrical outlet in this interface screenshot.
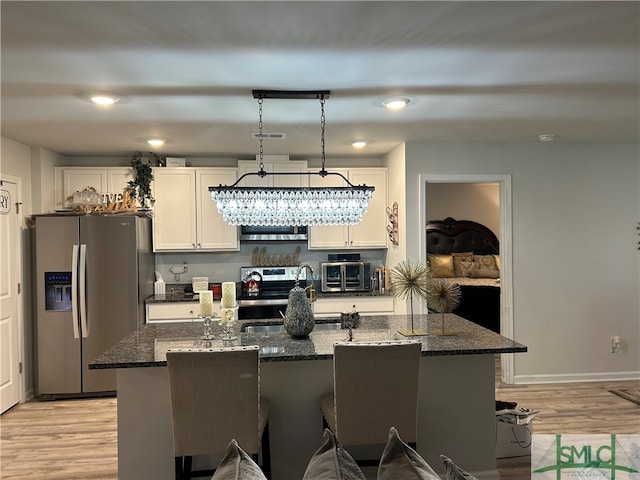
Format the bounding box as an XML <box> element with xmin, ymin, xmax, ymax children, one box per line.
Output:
<box><xmin>170</xmin><ymin>262</ymin><xmax>188</xmax><ymax>281</ymax></box>
<box><xmin>611</xmin><ymin>336</ymin><xmax>622</xmax><ymax>354</ymax></box>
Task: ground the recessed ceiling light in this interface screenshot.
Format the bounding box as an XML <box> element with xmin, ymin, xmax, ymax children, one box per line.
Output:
<box><xmin>147</xmin><ymin>138</ymin><xmax>166</xmax><ymax>147</ymax></box>
<box><xmin>88</xmin><ymin>93</ymin><xmax>120</xmax><ymax>105</ymax></box>
<box><xmin>538</xmin><ymin>133</ymin><xmax>556</xmax><ymax>142</ymax></box>
<box><xmin>382</xmin><ymin>98</ymin><xmax>410</xmax><ymax>111</ymax></box>
<box><xmin>352</xmin><ymin>141</ymin><xmax>367</xmax><ymax>149</ymax></box>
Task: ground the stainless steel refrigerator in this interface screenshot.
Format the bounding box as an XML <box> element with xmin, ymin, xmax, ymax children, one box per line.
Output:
<box><xmin>33</xmin><ymin>214</ymin><xmax>153</xmax><ymax>398</ymax></box>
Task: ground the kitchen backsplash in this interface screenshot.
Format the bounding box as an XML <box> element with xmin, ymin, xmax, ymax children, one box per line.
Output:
<box><xmin>154</xmin><ymin>243</ymin><xmax>387</xmax><ymax>284</ymax></box>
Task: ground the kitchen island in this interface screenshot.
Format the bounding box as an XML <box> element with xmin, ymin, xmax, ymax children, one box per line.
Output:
<box><xmin>91</xmin><ymin>314</ymin><xmax>526</xmax><ymax>479</ymax></box>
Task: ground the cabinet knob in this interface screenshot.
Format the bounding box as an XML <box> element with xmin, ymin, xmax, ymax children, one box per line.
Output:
<box><xmin>197</xmin><ymin>243</ymin><xmax>202</xmax><ymax>248</ymax></box>
<box><xmin>192</xmin><ymin>243</ymin><xmax>196</xmax><ymax>248</ymax></box>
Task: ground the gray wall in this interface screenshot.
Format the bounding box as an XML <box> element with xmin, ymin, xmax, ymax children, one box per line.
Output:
<box><xmin>4</xmin><ymin>135</ymin><xmax>640</xmax><ymax>394</ymax></box>
<box><xmin>405</xmin><ymin>141</ymin><xmax>640</xmax><ymax>383</ymax></box>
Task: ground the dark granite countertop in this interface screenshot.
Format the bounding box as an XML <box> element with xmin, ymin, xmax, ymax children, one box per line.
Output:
<box><xmin>90</xmin><ymin>314</ymin><xmax>527</xmax><ymax>369</ymax></box>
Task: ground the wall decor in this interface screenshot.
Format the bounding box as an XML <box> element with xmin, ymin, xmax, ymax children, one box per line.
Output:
<box><xmin>251</xmin><ymin>246</ymin><xmax>301</xmax><ymax>267</ymax></box>
<box><xmin>387</xmin><ymin>202</ymin><xmax>399</xmax><ymax>245</ymax></box>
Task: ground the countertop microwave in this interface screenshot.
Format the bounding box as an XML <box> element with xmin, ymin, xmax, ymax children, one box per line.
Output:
<box><xmin>240</xmin><ymin>225</ymin><xmax>308</xmax><ymax>242</ymax></box>
<box><xmin>320</xmin><ymin>261</ymin><xmax>372</xmax><ymax>292</ymax></box>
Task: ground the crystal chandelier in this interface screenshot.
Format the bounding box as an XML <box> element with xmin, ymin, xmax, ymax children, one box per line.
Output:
<box><xmin>209</xmin><ymin>90</ymin><xmax>375</xmax><ymax>226</ymax></box>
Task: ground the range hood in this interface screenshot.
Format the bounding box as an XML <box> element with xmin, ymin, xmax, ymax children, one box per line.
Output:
<box><xmin>240</xmin><ymin>225</ymin><xmax>308</xmax><ymax>242</ymax></box>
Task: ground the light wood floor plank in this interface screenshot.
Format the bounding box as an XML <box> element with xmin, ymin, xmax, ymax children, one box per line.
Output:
<box><xmin>1</xmin><ymin>360</ymin><xmax>638</xmax><ymax>479</ymax></box>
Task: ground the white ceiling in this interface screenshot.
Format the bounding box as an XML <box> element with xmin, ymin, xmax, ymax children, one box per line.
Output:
<box><xmin>1</xmin><ymin>1</ymin><xmax>638</xmax><ymax>159</ymax></box>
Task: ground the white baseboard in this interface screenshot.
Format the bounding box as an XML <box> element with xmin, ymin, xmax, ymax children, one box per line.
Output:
<box><xmin>514</xmin><ymin>371</ymin><xmax>640</xmax><ymax>384</ymax></box>
<box><xmin>24</xmin><ymin>388</ymin><xmax>34</xmax><ymax>402</ymax></box>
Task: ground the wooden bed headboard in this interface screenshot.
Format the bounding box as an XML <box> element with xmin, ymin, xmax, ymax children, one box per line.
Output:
<box><xmin>426</xmin><ymin>217</ymin><xmax>499</xmax><ymax>255</ymax></box>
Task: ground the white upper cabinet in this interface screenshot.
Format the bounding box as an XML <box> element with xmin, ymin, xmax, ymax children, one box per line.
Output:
<box><xmin>54</xmin><ymin>167</ymin><xmax>133</xmax><ymax>210</ymax></box>
<box><xmin>152</xmin><ymin>167</ymin><xmax>239</xmax><ymax>252</ymax></box>
<box><xmin>196</xmin><ymin>169</ymin><xmax>240</xmax><ymax>250</ymax></box>
<box><xmin>308</xmin><ymin>168</ymin><xmax>388</xmax><ymax>249</ymax></box>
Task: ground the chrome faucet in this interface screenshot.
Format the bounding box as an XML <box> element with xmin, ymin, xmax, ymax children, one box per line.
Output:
<box><xmin>295</xmin><ymin>263</ymin><xmax>316</xmax><ymax>303</ymax></box>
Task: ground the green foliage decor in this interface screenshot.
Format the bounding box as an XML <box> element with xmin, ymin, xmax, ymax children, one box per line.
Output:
<box><xmin>128</xmin><ymin>152</ymin><xmax>162</xmax><ymax>208</ymax></box>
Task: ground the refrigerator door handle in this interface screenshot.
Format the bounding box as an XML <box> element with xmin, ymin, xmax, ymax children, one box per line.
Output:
<box><xmin>79</xmin><ymin>243</ymin><xmax>89</xmax><ymax>338</ymax></box>
<box><xmin>71</xmin><ymin>244</ymin><xmax>80</xmax><ymax>339</ymax></box>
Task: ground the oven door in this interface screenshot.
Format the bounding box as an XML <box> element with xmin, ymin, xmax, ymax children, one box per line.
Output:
<box><xmin>343</xmin><ymin>263</ymin><xmax>365</xmax><ymax>291</ymax></box>
<box><xmin>238</xmin><ymin>297</ymin><xmax>288</xmax><ymax>320</ymax></box>
<box><xmin>321</xmin><ymin>263</ymin><xmax>343</xmax><ymax>292</ymax></box>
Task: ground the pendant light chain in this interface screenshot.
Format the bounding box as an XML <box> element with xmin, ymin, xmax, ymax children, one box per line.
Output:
<box><xmin>210</xmin><ymin>89</ymin><xmax>375</xmax><ymax>226</ymax></box>
<box><xmin>320</xmin><ymin>96</ymin><xmax>327</xmax><ymax>175</ymax></box>
<box><xmin>258</xmin><ymin>97</ymin><xmax>265</xmax><ymax>172</ymax></box>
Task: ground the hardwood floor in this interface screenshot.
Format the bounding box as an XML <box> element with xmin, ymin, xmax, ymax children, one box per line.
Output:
<box><xmin>1</xmin><ymin>359</ymin><xmax>638</xmax><ymax>480</ymax></box>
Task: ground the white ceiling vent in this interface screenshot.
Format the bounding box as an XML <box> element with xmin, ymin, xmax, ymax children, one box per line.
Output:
<box><xmin>251</xmin><ymin>132</ymin><xmax>286</xmax><ymax>140</ymax></box>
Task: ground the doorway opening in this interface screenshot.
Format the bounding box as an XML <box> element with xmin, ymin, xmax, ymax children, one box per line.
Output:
<box><xmin>418</xmin><ymin>174</ymin><xmax>514</xmax><ymax>384</ymax></box>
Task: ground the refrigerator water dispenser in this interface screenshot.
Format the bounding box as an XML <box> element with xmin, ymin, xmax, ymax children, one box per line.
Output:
<box><xmin>44</xmin><ymin>272</ymin><xmax>72</xmax><ymax>311</ymax></box>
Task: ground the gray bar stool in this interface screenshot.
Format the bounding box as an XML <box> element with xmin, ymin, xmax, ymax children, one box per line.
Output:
<box><xmin>320</xmin><ymin>340</ymin><xmax>422</xmax><ymax>466</ymax></box>
<box><xmin>166</xmin><ymin>346</ymin><xmax>271</xmax><ymax>479</ymax></box>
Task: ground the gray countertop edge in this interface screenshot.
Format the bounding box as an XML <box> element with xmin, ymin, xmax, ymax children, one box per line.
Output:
<box><xmin>91</xmin><ymin>346</ymin><xmax>527</xmax><ymax>370</ymax></box>
<box><xmin>89</xmin><ymin>314</ymin><xmax>527</xmax><ymax>370</ymax></box>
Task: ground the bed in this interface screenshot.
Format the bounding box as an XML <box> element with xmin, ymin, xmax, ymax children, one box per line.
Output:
<box><xmin>426</xmin><ymin>217</ymin><xmax>501</xmax><ymax>333</ymax></box>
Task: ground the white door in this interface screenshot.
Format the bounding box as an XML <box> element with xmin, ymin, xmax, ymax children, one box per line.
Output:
<box><xmin>0</xmin><ymin>178</ymin><xmax>22</xmax><ymax>413</ymax></box>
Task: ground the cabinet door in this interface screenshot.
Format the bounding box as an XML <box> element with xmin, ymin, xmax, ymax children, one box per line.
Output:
<box><xmin>196</xmin><ymin>168</ymin><xmax>239</xmax><ymax>251</ymax></box>
<box><xmin>106</xmin><ymin>168</ymin><xmax>134</xmax><ymax>195</ymax></box>
<box><xmin>58</xmin><ymin>168</ymin><xmax>108</xmax><ymax>210</ymax></box>
<box><xmin>274</xmin><ymin>162</ymin><xmax>309</xmax><ymax>187</ymax></box>
<box><xmin>348</xmin><ymin>169</ymin><xmax>388</xmax><ymax>248</ymax></box>
<box><xmin>307</xmin><ymin>168</ymin><xmax>349</xmax><ymax>249</ymax></box>
<box><xmin>312</xmin><ymin>296</ymin><xmax>395</xmax><ymax>318</ymax></box>
<box><xmin>55</xmin><ymin>167</ymin><xmax>134</xmax><ymax>210</ymax></box>
<box><xmin>146</xmin><ymin>301</ymin><xmax>222</xmax><ymax>323</ymax></box>
<box><xmin>152</xmin><ymin>169</ymin><xmax>197</xmax><ymax>251</ymax></box>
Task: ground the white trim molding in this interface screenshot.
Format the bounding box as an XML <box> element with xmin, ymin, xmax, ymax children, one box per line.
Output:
<box><xmin>419</xmin><ymin>173</ymin><xmax>515</xmax><ymax>383</ymax></box>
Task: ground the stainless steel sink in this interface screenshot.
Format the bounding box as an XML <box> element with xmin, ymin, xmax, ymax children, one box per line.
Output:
<box><xmin>243</xmin><ymin>321</ymin><xmax>343</xmax><ymax>334</ymax></box>
<box><xmin>244</xmin><ymin>324</ymin><xmax>285</xmax><ymax>334</ymax></box>
<box><xmin>315</xmin><ymin>322</ymin><xmax>342</xmax><ymax>331</ymax></box>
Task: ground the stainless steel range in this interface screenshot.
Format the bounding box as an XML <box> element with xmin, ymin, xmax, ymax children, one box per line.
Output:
<box><xmin>238</xmin><ymin>266</ymin><xmax>308</xmax><ymax>320</ymax></box>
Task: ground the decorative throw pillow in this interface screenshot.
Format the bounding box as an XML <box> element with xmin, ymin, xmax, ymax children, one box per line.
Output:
<box><xmin>302</xmin><ymin>428</ymin><xmax>366</xmax><ymax>480</ymax></box>
<box><xmin>474</xmin><ymin>255</ymin><xmax>496</xmax><ymax>269</ymax></box>
<box><xmin>454</xmin><ymin>260</ymin><xmax>474</xmax><ymax>277</ymax></box>
<box><xmin>427</xmin><ymin>254</ymin><xmax>455</xmax><ymax>278</ymax></box>
<box><xmin>452</xmin><ymin>252</ymin><xmax>474</xmax><ymax>262</ymax></box>
<box><xmin>211</xmin><ymin>439</ymin><xmax>267</xmax><ymax>480</ymax></box>
<box><xmin>378</xmin><ymin>427</ymin><xmax>440</xmax><ymax>480</ymax></box>
<box><xmin>469</xmin><ymin>266</ymin><xmax>500</xmax><ymax>279</ymax></box>
<box><xmin>440</xmin><ymin>455</ymin><xmax>479</xmax><ymax>480</ymax></box>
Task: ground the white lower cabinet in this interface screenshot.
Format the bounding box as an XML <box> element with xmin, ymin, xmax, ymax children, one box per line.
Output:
<box><xmin>152</xmin><ymin>167</ymin><xmax>239</xmax><ymax>252</ymax></box>
<box><xmin>146</xmin><ymin>301</ymin><xmax>222</xmax><ymax>323</ymax></box>
<box><xmin>308</xmin><ymin>168</ymin><xmax>388</xmax><ymax>249</ymax></box>
<box><xmin>312</xmin><ymin>296</ymin><xmax>395</xmax><ymax>318</ymax></box>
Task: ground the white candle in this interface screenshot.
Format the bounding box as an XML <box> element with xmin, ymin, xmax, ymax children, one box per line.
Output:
<box><xmin>199</xmin><ymin>290</ymin><xmax>214</xmax><ymax>317</ymax></box>
<box><xmin>221</xmin><ymin>282</ymin><xmax>236</xmax><ymax>308</ymax></box>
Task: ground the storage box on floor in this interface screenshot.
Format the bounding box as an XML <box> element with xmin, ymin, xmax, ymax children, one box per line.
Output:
<box><xmin>495</xmin><ymin>406</ymin><xmax>539</xmax><ymax>458</ymax></box>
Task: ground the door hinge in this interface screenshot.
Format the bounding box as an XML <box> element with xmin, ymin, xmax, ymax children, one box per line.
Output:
<box><xmin>19</xmin><ymin>362</ymin><xmax>23</xmax><ymax>374</ymax></box>
<box><xmin>15</xmin><ymin>202</ymin><xmax>22</xmax><ymax>214</ymax></box>
<box><xmin>17</xmin><ymin>283</ymin><xmax>21</xmax><ymax>294</ymax></box>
